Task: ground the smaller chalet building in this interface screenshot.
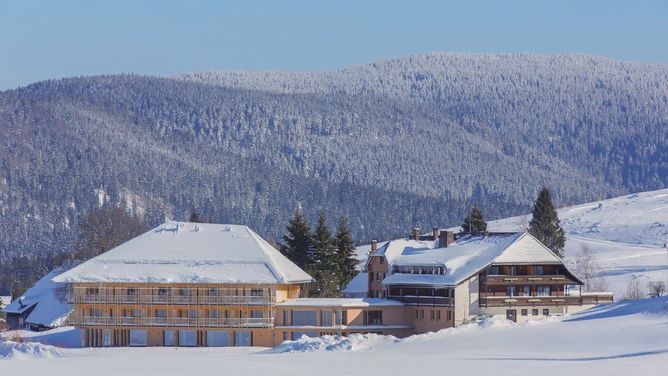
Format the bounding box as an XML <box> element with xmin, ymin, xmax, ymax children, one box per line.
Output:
<box><xmin>54</xmin><ymin>222</ymin><xmax>612</xmax><ymax>347</ymax></box>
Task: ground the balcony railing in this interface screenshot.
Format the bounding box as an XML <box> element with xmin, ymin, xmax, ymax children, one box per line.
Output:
<box><xmin>386</xmin><ymin>295</ymin><xmax>452</xmax><ymax>306</ymax></box>
<box><xmin>480</xmin><ymin>275</ymin><xmax>578</xmax><ymax>285</ymax></box>
<box><xmin>70</xmin><ymin>316</ymin><xmax>274</xmax><ymax>328</ymax></box>
<box><xmin>73</xmin><ymin>295</ymin><xmax>275</xmax><ymax>306</ymax></box>
<box><xmin>479</xmin><ymin>293</ymin><xmax>613</xmax><ymax>307</ymax></box>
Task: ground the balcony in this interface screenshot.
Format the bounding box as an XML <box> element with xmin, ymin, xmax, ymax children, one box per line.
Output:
<box><xmin>386</xmin><ymin>295</ymin><xmax>452</xmax><ymax>306</ymax></box>
<box><xmin>480</xmin><ymin>275</ymin><xmax>579</xmax><ymax>285</ymax></box>
<box><xmin>70</xmin><ymin>316</ymin><xmax>274</xmax><ymax>328</ymax></box>
<box><xmin>479</xmin><ymin>292</ymin><xmax>613</xmax><ymax>307</ymax></box>
<box><xmin>73</xmin><ymin>295</ymin><xmax>275</xmax><ymax>306</ymax></box>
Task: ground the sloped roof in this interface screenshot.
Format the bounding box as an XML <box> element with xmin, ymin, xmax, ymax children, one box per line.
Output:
<box><xmin>53</xmin><ymin>222</ymin><xmax>313</xmax><ymax>284</ymax></box>
<box><xmin>382</xmin><ymin>232</ymin><xmax>579</xmax><ymax>287</ymax></box>
<box><xmin>341</xmin><ymin>272</ymin><xmax>368</xmax><ymax>295</ymax></box>
<box><xmin>2</xmin><ymin>265</ymin><xmax>74</xmax><ymax>327</ymax></box>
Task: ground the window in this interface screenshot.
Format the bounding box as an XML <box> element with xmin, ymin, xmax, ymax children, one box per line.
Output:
<box><xmin>506</xmin><ymin>286</ymin><xmax>517</xmax><ymax>297</ymax></box>
<box><xmin>335</xmin><ymin>310</ymin><xmax>347</xmax><ymax>325</ymax></box>
<box><xmin>90</xmin><ymin>308</ymin><xmax>103</xmax><ymax>317</ymax></box>
<box><xmin>86</xmin><ymin>287</ymin><xmax>99</xmax><ymax>296</ymax></box>
<box><xmin>379</xmin><ymin>257</ymin><xmax>385</xmax><ymax>264</ymax></box>
<box><xmin>292</xmin><ymin>332</ymin><xmax>317</xmax><ymax>340</ymax></box>
<box><xmin>523</xmin><ymin>286</ymin><xmax>531</xmax><ymax>296</ymax></box>
<box><xmin>376</xmin><ymin>273</ymin><xmax>382</xmax><ymax>281</ymax></box>
<box><xmin>532</xmin><ymin>309</ymin><xmax>539</xmax><ymax>316</ymax></box>
<box><xmin>414</xmin><ymin>309</ymin><xmax>424</xmax><ymax>320</ymax></box>
<box><xmin>179</xmin><ymin>330</ymin><xmax>197</xmax><ymax>347</ymax></box>
<box><xmin>155</xmin><ymin>309</ymin><xmax>168</xmax><ymax>318</ymax></box>
<box><xmin>250</xmin><ymin>310</ymin><xmax>263</xmax><ymax>319</ymax></box>
<box><xmin>283</xmin><ymin>310</ymin><xmax>289</xmax><ymax>325</ymax></box>
<box><xmin>188</xmin><ymin>309</ymin><xmax>199</xmax><ymax>318</ymax></box>
<box><xmin>430</xmin><ymin>310</ymin><xmax>441</xmax><ymax>321</ymax></box>
<box><xmin>488</xmin><ymin>266</ymin><xmax>500</xmax><ymax>275</ymax></box>
<box><xmin>129</xmin><ymin>330</ymin><xmax>147</xmax><ymax>346</ymax></box>
<box><xmin>209</xmin><ymin>310</ymin><xmax>221</xmax><ymax>319</ymax></box>
<box><xmin>521</xmin><ymin>309</ymin><xmax>528</xmax><ymax>316</ymax></box>
<box><xmin>509</xmin><ymin>266</ymin><xmax>517</xmax><ymax>276</ymax></box>
<box><xmin>209</xmin><ymin>288</ymin><xmax>220</xmax><ymax>297</ymax></box>
<box><xmin>542</xmin><ymin>309</ymin><xmax>549</xmax><ymax>316</ymax></box>
<box><xmin>158</xmin><ymin>288</ymin><xmax>170</xmax><ymax>296</ymax></box>
<box><xmin>102</xmin><ymin>330</ymin><xmax>112</xmax><ymax>347</ymax></box>
<box><xmin>164</xmin><ymin>330</ymin><xmax>176</xmax><ymax>346</ymax></box>
<box><xmin>447</xmin><ymin>310</ymin><xmax>452</xmax><ymax>321</ymax></box>
<box><xmin>207</xmin><ymin>331</ymin><xmax>229</xmax><ymax>347</ymax></box>
<box><xmin>282</xmin><ymin>332</ymin><xmax>289</xmax><ymax>341</ymax></box>
<box><xmin>250</xmin><ymin>289</ymin><xmax>264</xmax><ymax>297</ymax></box>
<box><xmin>292</xmin><ymin>310</ymin><xmax>318</xmax><ymax>326</ymax></box>
<box><xmin>535</xmin><ymin>265</ymin><xmax>544</xmax><ymax>275</ymax></box>
<box><xmin>321</xmin><ymin>310</ymin><xmax>333</xmax><ymax>326</ymax></box>
<box><xmin>235</xmin><ymin>331</ymin><xmax>251</xmax><ymax>346</ymax></box>
<box><xmin>364</xmin><ymin>310</ymin><xmax>382</xmax><ymax>325</ymax></box>
<box><xmin>130</xmin><ymin>309</ymin><xmax>144</xmax><ymax>317</ymax></box>
<box><xmin>536</xmin><ymin>286</ymin><xmax>551</xmax><ymax>296</ymax></box>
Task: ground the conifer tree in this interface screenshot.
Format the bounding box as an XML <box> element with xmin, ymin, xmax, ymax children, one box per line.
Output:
<box><xmin>308</xmin><ymin>212</ymin><xmax>340</xmax><ymax>297</ymax></box>
<box><xmin>529</xmin><ymin>187</ymin><xmax>566</xmax><ymax>257</ymax></box>
<box><xmin>188</xmin><ymin>211</ymin><xmax>203</xmax><ymax>223</ymax></box>
<box><xmin>461</xmin><ymin>205</ymin><xmax>487</xmax><ymax>234</ymax></box>
<box><xmin>335</xmin><ymin>216</ymin><xmax>358</xmax><ymax>287</ymax></box>
<box><xmin>280</xmin><ymin>208</ymin><xmax>312</xmax><ymax>270</ymax></box>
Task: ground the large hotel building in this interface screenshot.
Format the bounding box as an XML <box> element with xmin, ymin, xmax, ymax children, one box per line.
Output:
<box><xmin>54</xmin><ymin>222</ymin><xmax>612</xmax><ymax>347</ymax></box>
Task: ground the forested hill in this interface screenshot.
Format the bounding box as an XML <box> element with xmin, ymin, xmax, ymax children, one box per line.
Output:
<box><xmin>0</xmin><ymin>53</ymin><xmax>666</xmax><ymax>257</ymax></box>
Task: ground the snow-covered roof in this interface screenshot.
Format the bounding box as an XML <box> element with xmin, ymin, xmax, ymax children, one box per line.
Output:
<box><xmin>341</xmin><ymin>272</ymin><xmax>368</xmax><ymax>295</ymax></box>
<box><xmin>367</xmin><ymin>238</ymin><xmax>437</xmax><ymax>268</ymax></box>
<box><xmin>277</xmin><ymin>298</ymin><xmax>404</xmax><ymax>307</ymax></box>
<box><xmin>53</xmin><ymin>222</ymin><xmax>314</xmax><ymax>285</ymax></box>
<box><xmin>382</xmin><ymin>232</ymin><xmax>574</xmax><ymax>287</ymax></box>
<box><xmin>2</xmin><ymin>265</ymin><xmax>74</xmax><ymax>327</ymax></box>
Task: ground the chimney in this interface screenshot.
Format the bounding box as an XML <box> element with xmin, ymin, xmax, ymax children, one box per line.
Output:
<box><xmin>371</xmin><ymin>240</ymin><xmax>378</xmax><ymax>253</ymax></box>
<box><xmin>412</xmin><ymin>227</ymin><xmax>421</xmax><ymax>240</ymax></box>
<box><xmin>432</xmin><ymin>227</ymin><xmax>440</xmax><ymax>240</ymax></box>
<box><xmin>439</xmin><ymin>230</ymin><xmax>454</xmax><ymax>248</ymax></box>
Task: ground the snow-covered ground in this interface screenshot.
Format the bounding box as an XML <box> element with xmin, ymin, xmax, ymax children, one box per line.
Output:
<box><xmin>482</xmin><ymin>188</ymin><xmax>668</xmax><ymax>298</ymax></box>
<box><xmin>2</xmin><ymin>297</ymin><xmax>667</xmax><ymax>375</ymax></box>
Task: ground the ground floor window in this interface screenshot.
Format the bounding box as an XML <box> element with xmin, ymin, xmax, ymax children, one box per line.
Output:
<box><xmin>235</xmin><ymin>331</ymin><xmax>251</xmax><ymax>346</ymax></box>
<box><xmin>521</xmin><ymin>309</ymin><xmax>528</xmax><ymax>316</ymax></box>
<box><xmin>430</xmin><ymin>310</ymin><xmax>441</xmax><ymax>321</ymax></box>
<box><xmin>292</xmin><ymin>310</ymin><xmax>317</xmax><ymax>326</ymax></box>
<box><xmin>164</xmin><ymin>330</ymin><xmax>176</xmax><ymax>346</ymax></box>
<box><xmin>532</xmin><ymin>309</ymin><xmax>539</xmax><ymax>316</ymax></box>
<box><xmin>321</xmin><ymin>310</ymin><xmax>333</xmax><ymax>326</ymax></box>
<box><xmin>543</xmin><ymin>308</ymin><xmax>550</xmax><ymax>316</ymax></box>
<box><xmin>447</xmin><ymin>310</ymin><xmax>452</xmax><ymax>321</ymax></box>
<box><xmin>129</xmin><ymin>330</ymin><xmax>147</xmax><ymax>347</ymax></box>
<box><xmin>364</xmin><ymin>310</ymin><xmax>383</xmax><ymax>325</ymax></box>
<box><xmin>102</xmin><ymin>329</ymin><xmax>112</xmax><ymax>347</ymax></box>
<box><xmin>292</xmin><ymin>331</ymin><xmax>318</xmax><ymax>340</ymax></box>
<box><xmin>179</xmin><ymin>330</ymin><xmax>197</xmax><ymax>346</ymax></box>
<box><xmin>207</xmin><ymin>331</ymin><xmax>230</xmax><ymax>347</ymax></box>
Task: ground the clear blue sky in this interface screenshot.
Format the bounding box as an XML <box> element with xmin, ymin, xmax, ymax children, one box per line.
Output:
<box><xmin>1</xmin><ymin>0</ymin><xmax>667</xmax><ymax>90</ymax></box>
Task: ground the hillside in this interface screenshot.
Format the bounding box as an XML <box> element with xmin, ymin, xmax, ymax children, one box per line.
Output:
<box><xmin>3</xmin><ymin>297</ymin><xmax>668</xmax><ymax>375</ymax></box>
<box><xmin>1</xmin><ymin>53</ymin><xmax>667</xmax><ymax>257</ymax></box>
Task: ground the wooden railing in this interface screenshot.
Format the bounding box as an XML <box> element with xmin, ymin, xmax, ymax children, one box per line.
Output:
<box><xmin>73</xmin><ymin>295</ymin><xmax>275</xmax><ymax>306</ymax></box>
<box><xmin>480</xmin><ymin>275</ymin><xmax>579</xmax><ymax>285</ymax></box>
<box><xmin>71</xmin><ymin>316</ymin><xmax>274</xmax><ymax>328</ymax></box>
<box><xmin>479</xmin><ymin>293</ymin><xmax>613</xmax><ymax>307</ymax></box>
<box><xmin>386</xmin><ymin>295</ymin><xmax>452</xmax><ymax>306</ymax></box>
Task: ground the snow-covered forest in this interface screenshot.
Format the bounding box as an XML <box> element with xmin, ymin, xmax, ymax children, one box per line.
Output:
<box><xmin>0</xmin><ymin>53</ymin><xmax>666</xmax><ymax>258</ymax></box>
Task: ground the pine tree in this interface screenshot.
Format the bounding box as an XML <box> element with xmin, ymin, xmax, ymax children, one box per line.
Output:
<box><xmin>461</xmin><ymin>205</ymin><xmax>487</xmax><ymax>234</ymax></box>
<box><xmin>307</xmin><ymin>212</ymin><xmax>341</xmax><ymax>297</ymax></box>
<box><xmin>529</xmin><ymin>187</ymin><xmax>566</xmax><ymax>257</ymax></box>
<box><xmin>334</xmin><ymin>216</ymin><xmax>358</xmax><ymax>287</ymax></box>
<box><xmin>188</xmin><ymin>211</ymin><xmax>203</xmax><ymax>223</ymax></box>
<box><xmin>280</xmin><ymin>208</ymin><xmax>312</xmax><ymax>270</ymax></box>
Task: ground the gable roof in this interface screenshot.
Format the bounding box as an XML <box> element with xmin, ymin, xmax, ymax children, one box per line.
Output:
<box><xmin>381</xmin><ymin>232</ymin><xmax>582</xmax><ymax>287</ymax></box>
<box><xmin>53</xmin><ymin>222</ymin><xmax>313</xmax><ymax>285</ymax></box>
<box><xmin>2</xmin><ymin>265</ymin><xmax>75</xmax><ymax>327</ymax></box>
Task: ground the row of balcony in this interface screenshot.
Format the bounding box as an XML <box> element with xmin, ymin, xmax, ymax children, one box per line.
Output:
<box><xmin>386</xmin><ymin>296</ymin><xmax>452</xmax><ymax>306</ymax></box>
<box><xmin>480</xmin><ymin>275</ymin><xmax>578</xmax><ymax>285</ymax></box>
<box><xmin>72</xmin><ymin>295</ymin><xmax>275</xmax><ymax>306</ymax></box>
<box><xmin>479</xmin><ymin>294</ymin><xmax>613</xmax><ymax>307</ymax></box>
<box><xmin>70</xmin><ymin>316</ymin><xmax>274</xmax><ymax>328</ymax></box>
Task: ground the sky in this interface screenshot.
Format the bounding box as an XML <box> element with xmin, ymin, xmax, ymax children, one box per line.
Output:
<box><xmin>1</xmin><ymin>0</ymin><xmax>667</xmax><ymax>90</ymax></box>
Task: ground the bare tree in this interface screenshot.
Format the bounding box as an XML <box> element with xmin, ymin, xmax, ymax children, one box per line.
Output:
<box><xmin>648</xmin><ymin>281</ymin><xmax>666</xmax><ymax>298</ymax></box>
<box><xmin>575</xmin><ymin>243</ymin><xmax>607</xmax><ymax>292</ymax></box>
<box><xmin>624</xmin><ymin>277</ymin><xmax>645</xmax><ymax>301</ymax></box>
<box><xmin>68</xmin><ymin>207</ymin><xmax>149</xmax><ymax>261</ymax></box>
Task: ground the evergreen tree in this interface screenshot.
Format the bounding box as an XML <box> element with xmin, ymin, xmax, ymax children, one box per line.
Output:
<box><xmin>335</xmin><ymin>217</ymin><xmax>358</xmax><ymax>287</ymax></box>
<box><xmin>529</xmin><ymin>187</ymin><xmax>566</xmax><ymax>257</ymax></box>
<box><xmin>308</xmin><ymin>212</ymin><xmax>341</xmax><ymax>297</ymax></box>
<box><xmin>188</xmin><ymin>211</ymin><xmax>203</xmax><ymax>223</ymax></box>
<box><xmin>461</xmin><ymin>205</ymin><xmax>488</xmax><ymax>234</ymax></box>
<box><xmin>280</xmin><ymin>208</ymin><xmax>312</xmax><ymax>270</ymax></box>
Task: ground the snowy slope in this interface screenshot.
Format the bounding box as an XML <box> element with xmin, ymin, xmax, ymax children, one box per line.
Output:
<box><xmin>480</xmin><ymin>189</ymin><xmax>668</xmax><ymax>298</ymax></box>
<box><xmin>3</xmin><ymin>297</ymin><xmax>667</xmax><ymax>375</ymax></box>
